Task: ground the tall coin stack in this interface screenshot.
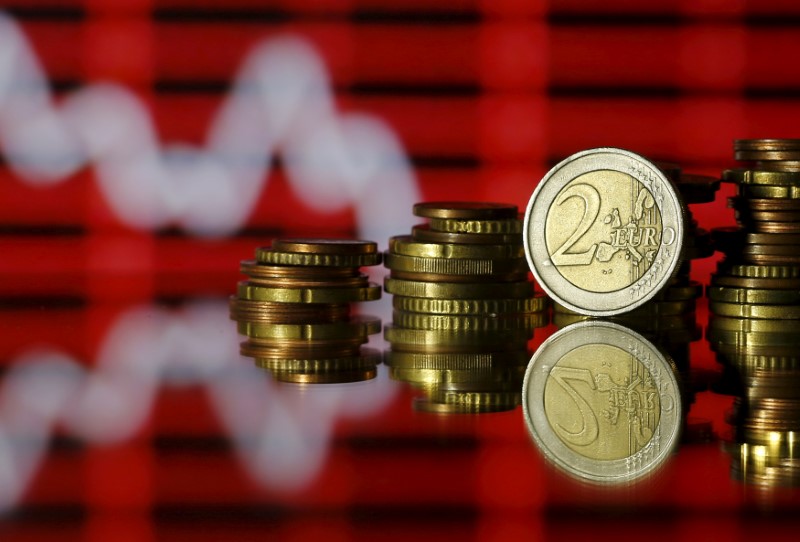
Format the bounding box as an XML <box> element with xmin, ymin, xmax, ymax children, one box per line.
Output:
<box><xmin>383</xmin><ymin>202</ymin><xmax>548</xmax><ymax>413</ymax></box>
<box><xmin>230</xmin><ymin>239</ymin><xmax>383</xmax><ymax>384</ymax></box>
<box><xmin>708</xmin><ymin>139</ymin><xmax>800</xmax><ymax>485</ymax></box>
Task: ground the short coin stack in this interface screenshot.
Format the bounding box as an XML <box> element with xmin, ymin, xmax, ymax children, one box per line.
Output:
<box><xmin>383</xmin><ymin>202</ymin><xmax>548</xmax><ymax>413</ymax></box>
<box><xmin>708</xmin><ymin>139</ymin><xmax>800</xmax><ymax>485</ymax></box>
<box><xmin>230</xmin><ymin>239</ymin><xmax>383</xmax><ymax>384</ymax></box>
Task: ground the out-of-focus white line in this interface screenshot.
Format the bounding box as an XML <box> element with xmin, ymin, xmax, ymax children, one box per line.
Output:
<box><xmin>0</xmin><ymin>13</ymin><xmax>419</xmax><ymax>242</ymax></box>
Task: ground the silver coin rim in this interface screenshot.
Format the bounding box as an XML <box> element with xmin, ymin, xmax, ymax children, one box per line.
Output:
<box><xmin>523</xmin><ymin>147</ymin><xmax>685</xmax><ymax>316</ymax></box>
<box><xmin>522</xmin><ymin>320</ymin><xmax>682</xmax><ymax>483</ymax></box>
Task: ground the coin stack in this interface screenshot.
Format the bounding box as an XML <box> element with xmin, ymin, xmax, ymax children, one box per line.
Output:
<box><xmin>383</xmin><ymin>202</ymin><xmax>548</xmax><ymax>413</ymax></box>
<box><xmin>711</xmin><ymin>324</ymin><xmax>800</xmax><ymax>486</ymax></box>
<box><xmin>230</xmin><ymin>239</ymin><xmax>383</xmax><ymax>384</ymax></box>
<box><xmin>706</xmin><ymin>139</ymin><xmax>800</xmax><ymax>484</ymax></box>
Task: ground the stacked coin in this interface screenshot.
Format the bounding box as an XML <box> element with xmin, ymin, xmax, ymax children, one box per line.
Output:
<box><xmin>383</xmin><ymin>202</ymin><xmax>548</xmax><ymax>413</ymax></box>
<box><xmin>710</xmin><ymin>317</ymin><xmax>800</xmax><ymax>486</ymax></box>
<box><xmin>230</xmin><ymin>239</ymin><xmax>382</xmax><ymax>384</ymax></box>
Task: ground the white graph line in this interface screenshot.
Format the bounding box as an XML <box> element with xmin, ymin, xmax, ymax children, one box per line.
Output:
<box><xmin>0</xmin><ymin>301</ymin><xmax>397</xmax><ymax>511</ymax></box>
<box><xmin>0</xmin><ymin>13</ymin><xmax>420</xmax><ymax>242</ymax></box>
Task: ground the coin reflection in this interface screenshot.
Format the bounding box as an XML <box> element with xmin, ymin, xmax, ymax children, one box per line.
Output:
<box><xmin>523</xmin><ymin>321</ymin><xmax>682</xmax><ymax>483</ymax></box>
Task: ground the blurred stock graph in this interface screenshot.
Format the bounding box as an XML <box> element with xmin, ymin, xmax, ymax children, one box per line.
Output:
<box><xmin>2</xmin><ymin>0</ymin><xmax>800</xmax><ymax>536</ymax></box>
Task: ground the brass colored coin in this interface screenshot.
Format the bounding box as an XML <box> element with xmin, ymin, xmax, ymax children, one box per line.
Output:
<box><xmin>413</xmin><ymin>201</ymin><xmax>518</xmax><ymax>220</ymax></box>
<box><xmin>428</xmin><ymin>217</ymin><xmax>522</xmax><ymax>234</ymax></box>
<box><xmin>740</xmin><ymin>244</ymin><xmax>800</xmax><ymax>258</ymax></box>
<box><xmin>523</xmin><ymin>320</ymin><xmax>681</xmax><ymax>482</ymax></box>
<box><xmin>438</xmin><ymin>390</ymin><xmax>521</xmax><ymax>411</ymax></box>
<box><xmin>713</xmin><ymin>227</ymin><xmax>800</xmax><ymax>247</ymax></box>
<box><xmin>389</xmin><ymin>366</ymin><xmax>523</xmax><ymax>387</ymax></box>
<box><xmin>392</xmin><ymin>311</ymin><xmax>543</xmax><ymax>331</ymax></box>
<box><xmin>254</xmin><ymin>349</ymin><xmax>381</xmax><ymax>371</ymax></box>
<box><xmin>389</xmin><ymin>270</ymin><xmax>529</xmax><ymax>284</ymax></box>
<box><xmin>237</xmin><ymin>316</ymin><xmax>381</xmax><ymax>340</ymax></box>
<box><xmin>710</xmin><ymin>301</ymin><xmax>800</xmax><ymax>319</ymax></box>
<box><xmin>712</xmin><ymin>274</ymin><xmax>800</xmax><ymax>290</ymax></box>
<box><xmin>391</xmin><ymin>294</ymin><xmax>549</xmax><ymax>315</ymax></box>
<box><xmin>724</xmin><ymin>169</ymin><xmax>800</xmax><ymax>186</ymax></box>
<box><xmin>383</xmin><ymin>350</ymin><xmax>530</xmax><ymax>370</ymax></box>
<box><xmin>523</xmin><ymin>147</ymin><xmax>685</xmax><ymax>317</ymax></box>
<box><xmin>239</xmin><ymin>261</ymin><xmax>359</xmax><ymax>280</ymax></box>
<box><xmin>707</xmin><ymin>286</ymin><xmax>800</xmax><ymax>305</ymax></box>
<box><xmin>384</xmin><ymin>325</ymin><xmax>532</xmax><ymax>348</ymax></box>
<box><xmin>230</xmin><ymin>298</ymin><xmax>351</xmax><ymax>323</ymax></box>
<box><xmin>733</xmin><ymin>139</ymin><xmax>800</xmax><ymax>162</ymax></box>
<box><xmin>732</xmin><ymin>198</ymin><xmax>800</xmax><ymax>211</ymax></box>
<box><xmin>718</xmin><ymin>263</ymin><xmax>800</xmax><ymax>279</ymax></box>
<box><xmin>411</xmin><ymin>225</ymin><xmax>522</xmax><ymax>245</ymax></box>
<box><xmin>237</xmin><ymin>281</ymin><xmax>381</xmax><ymax>303</ymax></box>
<box><xmin>390</xmin><ymin>235</ymin><xmax>524</xmax><ymax>260</ymax></box>
<box><xmin>256</xmin><ymin>247</ymin><xmax>381</xmax><ymax>267</ymax></box>
<box><xmin>245</xmin><ymin>273</ymin><xmax>369</xmax><ymax>289</ymax></box>
<box><xmin>709</xmin><ymin>315</ymin><xmax>800</xmax><ymax>333</ymax></box>
<box><xmin>270</xmin><ymin>238</ymin><xmax>378</xmax><ymax>255</ymax></box>
<box><xmin>735</xmin><ymin>209</ymin><xmax>800</xmax><ymax>223</ymax></box>
<box><xmin>240</xmin><ymin>341</ymin><xmax>363</xmax><ymax>359</ymax></box>
<box><xmin>413</xmin><ymin>395</ymin><xmax>517</xmax><ymax>414</ymax></box>
<box><xmin>383</xmin><ymin>251</ymin><xmax>528</xmax><ymax>276</ymax></box>
<box><xmin>740</xmin><ymin>184</ymin><xmax>800</xmax><ymax>199</ymax></box>
<box><xmin>384</xmin><ymin>277</ymin><xmax>533</xmax><ymax>299</ymax></box>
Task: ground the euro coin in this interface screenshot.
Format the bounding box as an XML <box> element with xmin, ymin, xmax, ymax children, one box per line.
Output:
<box><xmin>428</xmin><ymin>217</ymin><xmax>523</xmax><ymax>234</ymax></box>
<box><xmin>391</xmin><ymin>294</ymin><xmax>548</xmax><ymax>315</ymax></box>
<box><xmin>413</xmin><ymin>201</ymin><xmax>518</xmax><ymax>220</ymax></box>
<box><xmin>523</xmin><ymin>147</ymin><xmax>685</xmax><ymax>316</ymax></box>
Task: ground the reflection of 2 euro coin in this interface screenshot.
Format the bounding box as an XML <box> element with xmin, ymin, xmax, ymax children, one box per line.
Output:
<box><xmin>523</xmin><ymin>148</ymin><xmax>685</xmax><ymax>316</ymax></box>
<box><xmin>523</xmin><ymin>320</ymin><xmax>682</xmax><ymax>483</ymax></box>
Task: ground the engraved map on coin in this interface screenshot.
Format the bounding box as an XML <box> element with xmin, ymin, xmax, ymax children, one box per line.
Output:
<box><xmin>524</xmin><ymin>148</ymin><xmax>685</xmax><ymax>316</ymax></box>
<box><xmin>523</xmin><ymin>321</ymin><xmax>681</xmax><ymax>483</ymax></box>
<box><xmin>545</xmin><ymin>170</ymin><xmax>664</xmax><ymax>293</ymax></box>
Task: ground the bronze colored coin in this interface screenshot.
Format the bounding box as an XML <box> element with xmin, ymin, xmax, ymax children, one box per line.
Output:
<box><xmin>383</xmin><ymin>350</ymin><xmax>530</xmax><ymax>369</ymax></box>
<box><xmin>523</xmin><ymin>147</ymin><xmax>685</xmax><ymax>317</ymax></box>
<box><xmin>391</xmin><ymin>294</ymin><xmax>549</xmax><ymax>315</ymax></box>
<box><xmin>411</xmin><ymin>224</ymin><xmax>523</xmax><ymax>245</ymax></box>
<box><xmin>740</xmin><ymin>184</ymin><xmax>800</xmax><ymax>199</ymax></box>
<box><xmin>741</xmin><ymin>244</ymin><xmax>800</xmax><ymax>257</ymax></box>
<box><xmin>734</xmin><ymin>139</ymin><xmax>800</xmax><ymax>162</ymax></box>
<box><xmin>255</xmin><ymin>349</ymin><xmax>381</xmax><ymax>371</ymax></box>
<box><xmin>237</xmin><ymin>281</ymin><xmax>381</xmax><ymax>303</ymax></box>
<box><xmin>710</xmin><ymin>301</ymin><xmax>800</xmax><ymax>319</ymax></box>
<box><xmin>256</xmin><ymin>247</ymin><xmax>381</xmax><ymax>267</ymax></box>
<box><xmin>390</xmin><ymin>234</ymin><xmax>524</xmax><ymax>260</ymax></box>
<box><xmin>239</xmin><ymin>260</ymin><xmax>359</xmax><ymax>280</ymax></box>
<box><xmin>735</xmin><ymin>209</ymin><xmax>800</xmax><ymax>223</ymax></box>
<box><xmin>712</xmin><ymin>227</ymin><xmax>800</xmax><ymax>247</ymax></box>
<box><xmin>230</xmin><ymin>298</ymin><xmax>351</xmax><ymax>323</ymax></box>
<box><xmin>746</xmin><ymin>221</ymin><xmax>800</xmax><ymax>234</ymax></box>
<box><xmin>270</xmin><ymin>238</ymin><xmax>378</xmax><ymax>255</ymax></box>
<box><xmin>271</xmin><ymin>368</ymin><xmax>377</xmax><ymax>384</ymax></box>
<box><xmin>389</xmin><ymin>365</ymin><xmax>524</xmax><ymax>387</ymax></box>
<box><xmin>413</xmin><ymin>201</ymin><xmax>518</xmax><ymax>220</ymax></box>
<box><xmin>392</xmin><ymin>311</ymin><xmax>542</xmax><ymax>331</ymax></box>
<box><xmin>237</xmin><ymin>316</ymin><xmax>381</xmax><ymax>340</ymax></box>
<box><xmin>413</xmin><ymin>395</ymin><xmax>517</xmax><ymax>415</ymax></box>
<box><xmin>389</xmin><ymin>270</ymin><xmax>529</xmax><ymax>283</ymax></box>
<box><xmin>707</xmin><ymin>285</ymin><xmax>800</xmax><ymax>305</ymax></box>
<box><xmin>240</xmin><ymin>341</ymin><xmax>363</xmax><ymax>359</ymax></box>
<box><xmin>718</xmin><ymin>263</ymin><xmax>800</xmax><ymax>279</ymax></box>
<box><xmin>428</xmin><ymin>217</ymin><xmax>522</xmax><ymax>234</ymax></box>
<box><xmin>739</xmin><ymin>254</ymin><xmax>800</xmax><ymax>265</ymax></box>
<box><xmin>383</xmin><ymin>251</ymin><xmax>528</xmax><ymax>276</ymax></box>
<box><xmin>712</xmin><ymin>274</ymin><xmax>800</xmax><ymax>290</ymax></box>
<box><xmin>709</xmin><ymin>315</ymin><xmax>800</xmax><ymax>333</ymax></box>
<box><xmin>523</xmin><ymin>320</ymin><xmax>681</xmax><ymax>482</ymax></box>
<box><xmin>437</xmin><ymin>390</ymin><xmax>521</xmax><ymax>411</ymax></box>
<box><xmin>724</xmin><ymin>168</ymin><xmax>800</xmax><ymax>186</ymax></box>
<box><xmin>245</xmin><ymin>272</ymin><xmax>369</xmax><ymax>289</ymax></box>
<box><xmin>384</xmin><ymin>277</ymin><xmax>533</xmax><ymax>299</ymax></box>
<box><xmin>732</xmin><ymin>198</ymin><xmax>800</xmax><ymax>211</ymax></box>
<box><xmin>675</xmin><ymin>173</ymin><xmax>720</xmax><ymax>204</ymax></box>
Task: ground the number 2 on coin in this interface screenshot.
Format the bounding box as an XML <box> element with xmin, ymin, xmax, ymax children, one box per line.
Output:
<box><xmin>551</xmin><ymin>184</ymin><xmax>601</xmax><ymax>266</ymax></box>
<box><xmin>550</xmin><ymin>366</ymin><xmax>599</xmax><ymax>446</ymax></box>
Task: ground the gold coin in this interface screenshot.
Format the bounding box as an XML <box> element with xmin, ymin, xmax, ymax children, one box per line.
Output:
<box><xmin>740</xmin><ymin>244</ymin><xmax>800</xmax><ymax>257</ymax></box>
<box><xmin>428</xmin><ymin>217</ymin><xmax>522</xmax><ymax>234</ymax></box>
<box><xmin>384</xmin><ymin>325</ymin><xmax>532</xmax><ymax>348</ymax></box>
<box><xmin>710</xmin><ymin>301</ymin><xmax>800</xmax><ymax>319</ymax></box>
<box><xmin>707</xmin><ymin>286</ymin><xmax>800</xmax><ymax>305</ymax></box>
<box><xmin>391</xmin><ymin>294</ymin><xmax>549</xmax><ymax>315</ymax></box>
<box><xmin>241</xmin><ymin>341</ymin><xmax>363</xmax><ymax>359</ymax></box>
<box><xmin>383</xmin><ymin>251</ymin><xmax>528</xmax><ymax>276</ymax></box>
<box><xmin>392</xmin><ymin>311</ymin><xmax>543</xmax><ymax>331</ymax></box>
<box><xmin>724</xmin><ymin>169</ymin><xmax>800</xmax><ymax>186</ymax></box>
<box><xmin>732</xmin><ymin>198</ymin><xmax>800</xmax><ymax>211</ymax></box>
<box><xmin>411</xmin><ymin>225</ymin><xmax>522</xmax><ymax>245</ymax></box>
<box><xmin>383</xmin><ymin>350</ymin><xmax>530</xmax><ymax>369</ymax></box>
<box><xmin>735</xmin><ymin>209</ymin><xmax>800</xmax><ymax>223</ymax></box>
<box><xmin>712</xmin><ymin>227</ymin><xmax>800</xmax><ymax>247</ymax></box>
<box><xmin>413</xmin><ymin>201</ymin><xmax>518</xmax><ymax>220</ymax></box>
<box><xmin>523</xmin><ymin>147</ymin><xmax>685</xmax><ymax>316</ymax></box>
<box><xmin>384</xmin><ymin>277</ymin><xmax>533</xmax><ymax>299</ymax></box>
<box><xmin>740</xmin><ymin>184</ymin><xmax>800</xmax><ymax>199</ymax></box>
<box><xmin>388</xmin><ymin>270</ymin><xmax>529</xmax><ymax>283</ymax></box>
<box><xmin>708</xmin><ymin>315</ymin><xmax>800</xmax><ymax>333</ymax></box>
<box><xmin>437</xmin><ymin>390</ymin><xmax>521</xmax><ymax>411</ymax></box>
<box><xmin>747</xmin><ymin>221</ymin><xmax>800</xmax><ymax>234</ymax></box>
<box><xmin>270</xmin><ymin>238</ymin><xmax>378</xmax><ymax>255</ymax></box>
<box><xmin>237</xmin><ymin>316</ymin><xmax>381</xmax><ymax>340</ymax></box>
<box><xmin>390</xmin><ymin>235</ymin><xmax>524</xmax><ymax>260</ymax></box>
<box><xmin>254</xmin><ymin>349</ymin><xmax>381</xmax><ymax>371</ymax></box>
<box><xmin>389</xmin><ymin>366</ymin><xmax>524</xmax><ymax>387</ymax></box>
<box><xmin>237</xmin><ymin>281</ymin><xmax>381</xmax><ymax>303</ymax></box>
<box><xmin>523</xmin><ymin>320</ymin><xmax>681</xmax><ymax>482</ymax></box>
<box><xmin>712</xmin><ymin>274</ymin><xmax>800</xmax><ymax>289</ymax></box>
<box><xmin>255</xmin><ymin>247</ymin><xmax>381</xmax><ymax>267</ymax></box>
<box><xmin>230</xmin><ymin>297</ymin><xmax>351</xmax><ymax>323</ymax></box>
<box><xmin>271</xmin><ymin>368</ymin><xmax>377</xmax><ymax>384</ymax></box>
<box><xmin>239</xmin><ymin>260</ymin><xmax>359</xmax><ymax>280</ymax></box>
<box><xmin>718</xmin><ymin>263</ymin><xmax>800</xmax><ymax>279</ymax></box>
